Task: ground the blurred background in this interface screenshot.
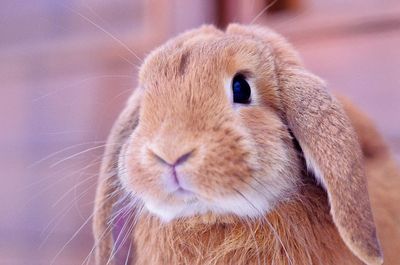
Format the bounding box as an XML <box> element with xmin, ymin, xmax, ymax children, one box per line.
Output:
<box><xmin>0</xmin><ymin>0</ymin><xmax>399</xmax><ymax>264</ymax></box>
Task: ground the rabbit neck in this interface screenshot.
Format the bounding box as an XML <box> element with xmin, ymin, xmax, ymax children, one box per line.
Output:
<box><xmin>131</xmin><ymin>182</ymin><xmax>361</xmax><ymax>265</ymax></box>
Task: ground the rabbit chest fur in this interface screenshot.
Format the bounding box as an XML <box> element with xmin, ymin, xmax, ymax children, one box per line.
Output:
<box><xmin>132</xmin><ymin>181</ymin><xmax>361</xmax><ymax>265</ymax></box>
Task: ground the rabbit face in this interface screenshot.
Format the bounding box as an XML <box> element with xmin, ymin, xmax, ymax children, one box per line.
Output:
<box><xmin>118</xmin><ymin>35</ymin><xmax>300</xmax><ymax>221</ymax></box>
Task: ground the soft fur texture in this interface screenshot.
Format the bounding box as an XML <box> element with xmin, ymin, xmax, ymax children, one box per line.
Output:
<box><xmin>340</xmin><ymin>97</ymin><xmax>400</xmax><ymax>265</ymax></box>
<box><xmin>93</xmin><ymin>24</ymin><xmax>399</xmax><ymax>265</ymax></box>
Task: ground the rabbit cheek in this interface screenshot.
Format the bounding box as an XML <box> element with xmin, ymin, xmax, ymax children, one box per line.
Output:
<box><xmin>238</xmin><ymin>107</ymin><xmax>300</xmax><ymax>207</ymax></box>
<box><xmin>119</xmin><ymin>133</ymin><xmax>170</xmax><ymax>203</ymax></box>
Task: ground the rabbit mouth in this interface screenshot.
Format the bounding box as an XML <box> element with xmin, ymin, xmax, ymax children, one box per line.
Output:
<box><xmin>173</xmin><ymin>187</ymin><xmax>195</xmax><ymax>198</ymax></box>
<box><xmin>139</xmin><ymin>181</ymin><xmax>278</xmax><ymax>223</ymax></box>
<box><xmin>165</xmin><ymin>185</ymin><xmax>198</xmax><ymax>203</ymax></box>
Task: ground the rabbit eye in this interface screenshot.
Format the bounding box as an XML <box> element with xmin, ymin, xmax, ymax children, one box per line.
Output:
<box><xmin>232</xmin><ymin>74</ymin><xmax>251</xmax><ymax>104</ymax></box>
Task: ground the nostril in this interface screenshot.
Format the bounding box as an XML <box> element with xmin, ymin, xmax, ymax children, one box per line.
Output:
<box><xmin>150</xmin><ymin>150</ymin><xmax>169</xmax><ymax>165</ymax></box>
<box><xmin>149</xmin><ymin>148</ymin><xmax>194</xmax><ymax>167</ymax></box>
<box><xmin>153</xmin><ymin>153</ymin><xmax>169</xmax><ymax>165</ymax></box>
<box><xmin>174</xmin><ymin>151</ymin><xmax>193</xmax><ymax>166</ymax></box>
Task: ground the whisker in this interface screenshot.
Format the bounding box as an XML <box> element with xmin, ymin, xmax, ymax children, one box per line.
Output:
<box><xmin>49</xmin><ymin>190</ymin><xmax>119</xmax><ymax>265</ymax></box>
<box><xmin>118</xmin><ymin>54</ymin><xmax>141</xmax><ymax>68</ymax></box>
<box><xmin>82</xmin><ymin>191</ymin><xmax>132</xmax><ymax>265</ymax></box>
<box><xmin>81</xmin><ymin>2</ymin><xmax>111</xmax><ymax>28</ymax></box>
<box><xmin>106</xmin><ymin>210</ymin><xmax>134</xmax><ymax>265</ymax></box>
<box><xmin>108</xmin><ymin>89</ymin><xmax>136</xmax><ymax>106</ymax></box>
<box><xmin>50</xmin><ymin>143</ymin><xmax>116</xmax><ymax>168</ymax></box>
<box><xmin>124</xmin><ymin>241</ymin><xmax>133</xmax><ymax>265</ymax></box>
<box><xmin>261</xmin><ymin>215</ymin><xmax>293</xmax><ymax>265</ymax></box>
<box><xmin>39</xmin><ymin>178</ymin><xmax>102</xmax><ymax>249</ymax></box>
<box><xmin>63</xmin><ymin>4</ymin><xmax>142</xmax><ymax>62</ymax></box>
<box><xmin>233</xmin><ymin>185</ymin><xmax>293</xmax><ymax>265</ymax></box>
<box><xmin>22</xmin><ymin>158</ymin><xmax>102</xmax><ymax>211</ymax></box>
<box><xmin>28</xmin><ymin>140</ymin><xmax>106</xmax><ymax>170</ymax></box>
<box><xmin>82</xmin><ymin>220</ymin><xmax>114</xmax><ymax>265</ymax></box>
<box><xmin>270</xmin><ymin>9</ymin><xmax>311</xmax><ymax>33</ymax></box>
<box><xmin>108</xmin><ymin>197</ymin><xmax>135</xmax><ymax>224</ymax></box>
<box><xmin>250</xmin><ymin>0</ymin><xmax>278</xmax><ymax>25</ymax></box>
<box><xmin>245</xmin><ymin>218</ymin><xmax>261</xmax><ymax>265</ymax></box>
<box><xmin>33</xmin><ymin>75</ymin><xmax>134</xmax><ymax>102</ymax></box>
<box><xmin>82</xmin><ymin>216</ymin><xmax>115</xmax><ymax>265</ymax></box>
<box><xmin>40</xmin><ymin>129</ymin><xmax>90</xmax><ymax>136</ymax></box>
<box><xmin>52</xmin><ymin>172</ymin><xmax>99</xmax><ymax>208</ymax></box>
<box><xmin>106</xmin><ymin>199</ymin><xmax>144</xmax><ymax>265</ymax></box>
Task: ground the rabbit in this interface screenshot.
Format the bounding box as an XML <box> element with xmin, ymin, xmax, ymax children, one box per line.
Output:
<box><xmin>92</xmin><ymin>24</ymin><xmax>400</xmax><ymax>265</ymax></box>
<box><xmin>338</xmin><ymin>96</ymin><xmax>400</xmax><ymax>265</ymax></box>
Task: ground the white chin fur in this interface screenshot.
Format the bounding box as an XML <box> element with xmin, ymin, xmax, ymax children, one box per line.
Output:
<box><xmin>143</xmin><ymin>187</ymin><xmax>274</xmax><ymax>222</ymax></box>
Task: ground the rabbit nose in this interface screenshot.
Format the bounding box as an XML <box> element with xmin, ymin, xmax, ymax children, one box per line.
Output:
<box><xmin>150</xmin><ymin>149</ymin><xmax>193</xmax><ymax>167</ymax></box>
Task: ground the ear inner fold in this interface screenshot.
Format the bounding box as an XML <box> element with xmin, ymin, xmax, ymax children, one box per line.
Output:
<box><xmin>278</xmin><ymin>67</ymin><xmax>383</xmax><ymax>265</ymax></box>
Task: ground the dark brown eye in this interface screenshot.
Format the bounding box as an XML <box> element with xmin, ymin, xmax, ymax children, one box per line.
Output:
<box><xmin>232</xmin><ymin>74</ymin><xmax>251</xmax><ymax>104</ymax></box>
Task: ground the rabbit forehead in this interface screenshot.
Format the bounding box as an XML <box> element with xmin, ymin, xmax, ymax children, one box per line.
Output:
<box><xmin>139</xmin><ymin>34</ymin><xmax>274</xmax><ymax>86</ymax></box>
<box><xmin>137</xmin><ymin>34</ymin><xmax>280</xmax><ymax>122</ymax></box>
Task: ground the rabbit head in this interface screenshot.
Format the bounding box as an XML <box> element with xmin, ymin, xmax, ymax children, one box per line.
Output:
<box><xmin>94</xmin><ymin>24</ymin><xmax>382</xmax><ymax>265</ymax></box>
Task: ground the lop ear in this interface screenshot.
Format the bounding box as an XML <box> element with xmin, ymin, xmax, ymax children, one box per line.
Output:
<box><xmin>276</xmin><ymin>67</ymin><xmax>383</xmax><ymax>265</ymax></box>
<box><xmin>227</xmin><ymin>24</ymin><xmax>383</xmax><ymax>265</ymax></box>
<box><xmin>93</xmin><ymin>87</ymin><xmax>142</xmax><ymax>265</ymax></box>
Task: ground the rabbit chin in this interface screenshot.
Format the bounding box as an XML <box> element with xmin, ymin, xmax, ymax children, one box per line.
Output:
<box><xmin>142</xmin><ymin>189</ymin><xmax>276</xmax><ymax>222</ymax></box>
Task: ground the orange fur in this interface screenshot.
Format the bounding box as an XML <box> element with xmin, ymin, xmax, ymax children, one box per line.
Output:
<box><xmin>132</xmin><ymin>182</ymin><xmax>361</xmax><ymax>265</ymax></box>
<box><xmin>340</xmin><ymin>96</ymin><xmax>400</xmax><ymax>265</ymax></box>
<box><xmin>93</xmin><ymin>24</ymin><xmax>399</xmax><ymax>265</ymax></box>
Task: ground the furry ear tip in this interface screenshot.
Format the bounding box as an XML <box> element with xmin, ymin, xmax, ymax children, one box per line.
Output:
<box><xmin>368</xmin><ymin>245</ymin><xmax>384</xmax><ymax>265</ymax></box>
<box><xmin>365</xmin><ymin>254</ymin><xmax>384</xmax><ymax>265</ymax></box>
<box><xmin>226</xmin><ymin>23</ymin><xmax>273</xmax><ymax>33</ymax></box>
<box><xmin>226</xmin><ymin>23</ymin><xmax>254</xmax><ymax>33</ymax></box>
<box><xmin>197</xmin><ymin>24</ymin><xmax>220</xmax><ymax>33</ymax></box>
<box><xmin>226</xmin><ymin>23</ymin><xmax>252</xmax><ymax>32</ymax></box>
<box><xmin>199</xmin><ymin>24</ymin><xmax>215</xmax><ymax>30</ymax></box>
<box><xmin>353</xmin><ymin>241</ymin><xmax>383</xmax><ymax>265</ymax></box>
<box><xmin>225</xmin><ymin>23</ymin><xmax>240</xmax><ymax>29</ymax></box>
